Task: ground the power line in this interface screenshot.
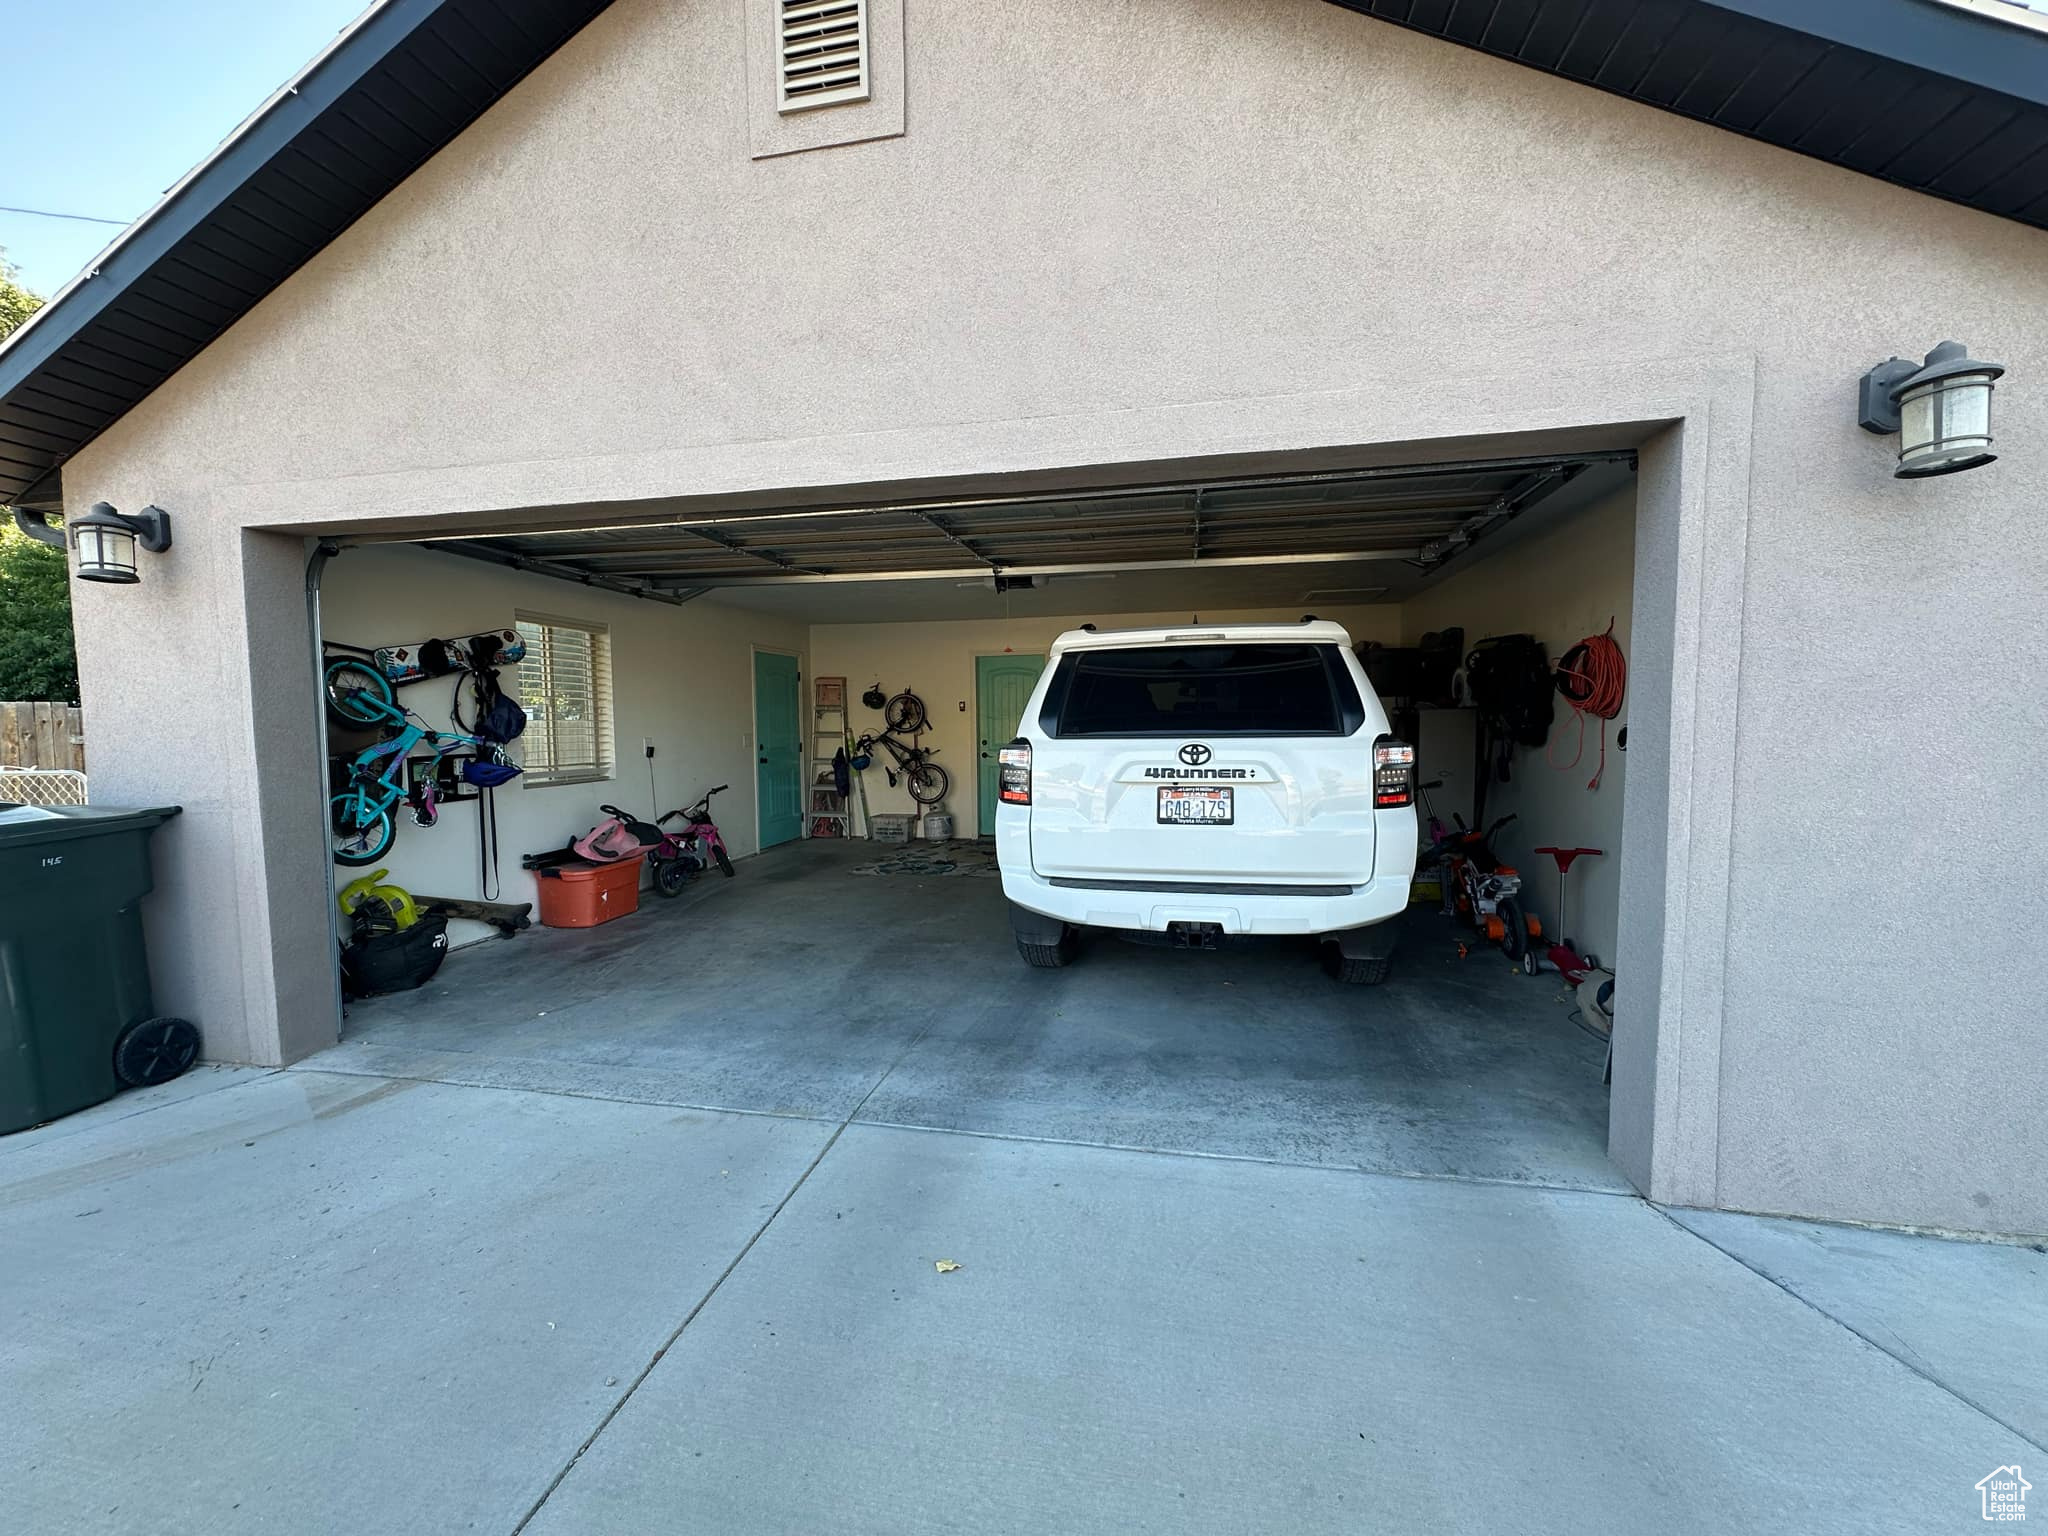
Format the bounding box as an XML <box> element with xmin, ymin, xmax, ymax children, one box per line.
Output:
<box><xmin>0</xmin><ymin>204</ymin><xmax>130</xmax><ymax>227</ymax></box>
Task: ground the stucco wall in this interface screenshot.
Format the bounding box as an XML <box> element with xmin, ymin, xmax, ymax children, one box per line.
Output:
<box><xmin>321</xmin><ymin>545</ymin><xmax>809</xmax><ymax>947</ymax></box>
<box><xmin>811</xmin><ymin>605</ymin><xmax>1400</xmax><ymax>836</ymax></box>
<box><xmin>59</xmin><ymin>0</ymin><xmax>2048</xmax><ymax>1233</ymax></box>
<box><xmin>1401</xmin><ymin>489</ymin><xmax>1635</xmax><ymax>961</ymax></box>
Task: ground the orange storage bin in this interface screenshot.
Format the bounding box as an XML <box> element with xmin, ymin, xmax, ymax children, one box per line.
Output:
<box><xmin>536</xmin><ymin>859</ymin><xmax>641</xmax><ymax>928</ymax></box>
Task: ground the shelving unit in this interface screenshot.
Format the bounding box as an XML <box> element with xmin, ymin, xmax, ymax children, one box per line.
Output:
<box><xmin>808</xmin><ymin>676</ymin><xmax>852</xmax><ymax>838</ymax></box>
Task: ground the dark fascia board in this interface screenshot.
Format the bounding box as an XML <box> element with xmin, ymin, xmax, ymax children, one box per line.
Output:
<box><xmin>0</xmin><ymin>0</ymin><xmax>446</xmax><ymax>409</ymax></box>
<box><xmin>0</xmin><ymin>0</ymin><xmax>620</xmax><ymax>512</ymax></box>
<box><xmin>1699</xmin><ymin>0</ymin><xmax>2048</xmax><ymax>107</ymax></box>
<box><xmin>1324</xmin><ymin>0</ymin><xmax>2048</xmax><ymax>239</ymax></box>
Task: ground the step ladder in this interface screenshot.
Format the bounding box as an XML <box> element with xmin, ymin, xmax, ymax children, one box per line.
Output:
<box><xmin>808</xmin><ymin>676</ymin><xmax>852</xmax><ymax>838</ymax></box>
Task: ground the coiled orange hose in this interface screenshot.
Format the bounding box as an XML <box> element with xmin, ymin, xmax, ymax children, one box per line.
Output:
<box><xmin>1551</xmin><ymin>621</ymin><xmax>1627</xmax><ymax>790</ymax></box>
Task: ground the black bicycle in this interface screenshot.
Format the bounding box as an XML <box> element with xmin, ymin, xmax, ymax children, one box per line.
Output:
<box><xmin>860</xmin><ymin>684</ymin><xmax>928</xmax><ymax>735</ymax></box>
<box><xmin>855</xmin><ymin>729</ymin><xmax>949</xmax><ymax>805</ymax></box>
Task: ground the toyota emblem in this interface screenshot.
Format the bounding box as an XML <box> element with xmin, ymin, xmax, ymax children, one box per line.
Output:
<box><xmin>1178</xmin><ymin>743</ymin><xmax>1213</xmax><ymax>766</ymax></box>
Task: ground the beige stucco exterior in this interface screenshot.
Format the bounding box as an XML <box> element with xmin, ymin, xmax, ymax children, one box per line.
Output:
<box><xmin>60</xmin><ymin>0</ymin><xmax>2048</xmax><ymax>1235</ymax></box>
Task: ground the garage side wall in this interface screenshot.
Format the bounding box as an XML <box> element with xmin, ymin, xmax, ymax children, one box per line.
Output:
<box><xmin>321</xmin><ymin>545</ymin><xmax>810</xmax><ymax>949</ymax></box>
<box><xmin>56</xmin><ymin>0</ymin><xmax>2048</xmax><ymax>1230</ymax></box>
<box><xmin>65</xmin><ymin>508</ymin><xmax>331</xmax><ymax>1065</ymax></box>
<box><xmin>1400</xmin><ymin>489</ymin><xmax>1635</xmax><ymax>961</ymax></box>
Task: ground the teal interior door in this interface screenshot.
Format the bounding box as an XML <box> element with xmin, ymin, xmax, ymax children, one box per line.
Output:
<box><xmin>976</xmin><ymin>654</ymin><xmax>1046</xmax><ymax>834</ymax></box>
<box><xmin>754</xmin><ymin>651</ymin><xmax>804</xmax><ymax>849</ymax></box>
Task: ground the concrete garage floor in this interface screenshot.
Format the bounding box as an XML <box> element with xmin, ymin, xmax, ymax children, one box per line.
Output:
<box><xmin>325</xmin><ymin>839</ymin><xmax>1624</xmax><ymax>1190</ymax></box>
<box><xmin>4</xmin><ymin>843</ymin><xmax>2042</xmax><ymax>1534</ymax></box>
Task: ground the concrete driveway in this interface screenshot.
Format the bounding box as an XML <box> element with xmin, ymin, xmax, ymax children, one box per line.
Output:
<box><xmin>5</xmin><ymin>845</ymin><xmax>2042</xmax><ymax>1533</ymax></box>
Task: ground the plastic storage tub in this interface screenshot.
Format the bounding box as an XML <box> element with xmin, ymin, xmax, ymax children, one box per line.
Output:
<box><xmin>0</xmin><ymin>802</ymin><xmax>190</xmax><ymax>1134</ymax></box>
<box><xmin>868</xmin><ymin>814</ymin><xmax>914</xmax><ymax>843</ymax></box>
<box><xmin>921</xmin><ymin>812</ymin><xmax>954</xmax><ymax>840</ymax></box>
<box><xmin>535</xmin><ymin>860</ymin><xmax>641</xmax><ymax>928</ymax></box>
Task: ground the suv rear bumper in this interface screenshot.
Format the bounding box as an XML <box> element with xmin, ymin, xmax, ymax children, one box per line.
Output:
<box><xmin>1001</xmin><ymin>863</ymin><xmax>1409</xmax><ymax>938</ymax></box>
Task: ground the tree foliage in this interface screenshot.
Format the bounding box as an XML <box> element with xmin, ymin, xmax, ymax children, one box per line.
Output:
<box><xmin>0</xmin><ymin>523</ymin><xmax>77</xmax><ymax>699</ymax></box>
<box><xmin>0</xmin><ymin>254</ymin><xmax>40</xmax><ymax>340</ymax></box>
<box><xmin>0</xmin><ymin>251</ymin><xmax>74</xmax><ymax>701</ymax></box>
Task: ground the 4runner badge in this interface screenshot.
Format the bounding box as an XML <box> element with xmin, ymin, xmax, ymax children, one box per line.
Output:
<box><xmin>1143</xmin><ymin>749</ymin><xmax>1255</xmax><ymax>782</ymax></box>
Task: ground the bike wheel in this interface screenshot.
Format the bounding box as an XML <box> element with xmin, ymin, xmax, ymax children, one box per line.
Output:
<box><xmin>713</xmin><ymin>843</ymin><xmax>735</xmax><ymax>878</ymax></box>
<box><xmin>332</xmin><ymin>794</ymin><xmax>396</xmax><ymax>866</ymax></box>
<box><xmin>325</xmin><ymin>658</ymin><xmax>394</xmax><ymax>727</ymax></box>
<box><xmin>884</xmin><ymin>691</ymin><xmax>927</xmax><ymax>734</ymax></box>
<box><xmin>907</xmin><ymin>761</ymin><xmax>950</xmax><ymax>805</ymax></box>
<box><xmin>1497</xmin><ymin>895</ymin><xmax>1530</xmax><ymax>962</ymax></box>
<box><xmin>652</xmin><ymin>857</ymin><xmax>690</xmax><ymax>898</ymax></box>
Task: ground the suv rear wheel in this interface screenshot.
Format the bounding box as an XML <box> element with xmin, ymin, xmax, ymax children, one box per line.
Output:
<box><xmin>1324</xmin><ymin>946</ymin><xmax>1392</xmax><ymax>986</ymax></box>
<box><xmin>1016</xmin><ymin>932</ymin><xmax>1078</xmax><ymax>969</ymax></box>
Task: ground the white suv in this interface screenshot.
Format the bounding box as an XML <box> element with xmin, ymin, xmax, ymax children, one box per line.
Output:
<box><xmin>995</xmin><ymin>620</ymin><xmax>1419</xmax><ymax>982</ymax></box>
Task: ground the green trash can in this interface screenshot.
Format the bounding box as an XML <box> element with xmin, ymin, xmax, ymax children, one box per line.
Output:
<box><xmin>0</xmin><ymin>802</ymin><xmax>199</xmax><ymax>1135</ymax></box>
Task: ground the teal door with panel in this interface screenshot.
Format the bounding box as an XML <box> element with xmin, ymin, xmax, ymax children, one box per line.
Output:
<box><xmin>754</xmin><ymin>651</ymin><xmax>805</xmax><ymax>849</ymax></box>
<box><xmin>976</xmin><ymin>654</ymin><xmax>1047</xmax><ymax>835</ymax></box>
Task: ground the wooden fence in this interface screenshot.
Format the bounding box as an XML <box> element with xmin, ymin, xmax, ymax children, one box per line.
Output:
<box><xmin>0</xmin><ymin>703</ymin><xmax>86</xmax><ymax>772</ymax></box>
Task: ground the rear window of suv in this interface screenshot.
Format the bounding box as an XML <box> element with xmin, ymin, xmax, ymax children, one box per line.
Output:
<box><xmin>1041</xmin><ymin>643</ymin><xmax>1366</xmax><ymax>737</ymax></box>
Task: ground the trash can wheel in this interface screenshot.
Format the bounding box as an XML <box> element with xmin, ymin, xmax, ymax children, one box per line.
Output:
<box><xmin>113</xmin><ymin>1016</ymin><xmax>201</xmax><ymax>1088</ymax></box>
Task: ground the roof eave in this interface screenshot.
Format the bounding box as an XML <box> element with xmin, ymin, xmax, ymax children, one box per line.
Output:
<box><xmin>0</xmin><ymin>0</ymin><xmax>437</xmax><ymax>394</ymax></box>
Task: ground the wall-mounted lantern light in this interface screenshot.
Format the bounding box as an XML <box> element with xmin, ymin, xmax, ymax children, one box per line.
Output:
<box><xmin>65</xmin><ymin>502</ymin><xmax>174</xmax><ymax>584</ymax></box>
<box><xmin>1858</xmin><ymin>340</ymin><xmax>2004</xmax><ymax>478</ymax></box>
<box><xmin>12</xmin><ymin>504</ymin><xmax>176</xmax><ymax>583</ymax></box>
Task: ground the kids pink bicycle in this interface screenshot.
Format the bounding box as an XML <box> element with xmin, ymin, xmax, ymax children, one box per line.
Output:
<box><xmin>654</xmin><ymin>784</ymin><xmax>734</xmax><ymax>891</ymax></box>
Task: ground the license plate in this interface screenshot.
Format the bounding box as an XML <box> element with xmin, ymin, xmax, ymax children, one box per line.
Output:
<box><xmin>1157</xmin><ymin>787</ymin><xmax>1233</xmax><ymax>825</ymax></box>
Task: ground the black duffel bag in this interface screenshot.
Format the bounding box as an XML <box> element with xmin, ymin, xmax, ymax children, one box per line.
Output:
<box><xmin>340</xmin><ymin>913</ymin><xmax>450</xmax><ymax>999</ymax></box>
<box><xmin>1466</xmin><ymin>633</ymin><xmax>1555</xmax><ymax>748</ymax></box>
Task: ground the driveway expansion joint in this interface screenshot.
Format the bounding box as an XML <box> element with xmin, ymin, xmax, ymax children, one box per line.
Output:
<box><xmin>507</xmin><ymin>1021</ymin><xmax>941</xmax><ymax>1534</ymax></box>
<box><xmin>1650</xmin><ymin>1202</ymin><xmax>2048</xmax><ymax>1456</ymax></box>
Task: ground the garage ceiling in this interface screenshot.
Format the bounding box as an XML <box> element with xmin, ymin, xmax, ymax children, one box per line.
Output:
<box><xmin>410</xmin><ymin>452</ymin><xmax>1635</xmax><ymax>616</ymax></box>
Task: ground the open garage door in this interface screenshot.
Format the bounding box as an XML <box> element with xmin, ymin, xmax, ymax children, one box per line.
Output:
<box><xmin>405</xmin><ymin>452</ymin><xmax>1635</xmax><ymax>605</ymax></box>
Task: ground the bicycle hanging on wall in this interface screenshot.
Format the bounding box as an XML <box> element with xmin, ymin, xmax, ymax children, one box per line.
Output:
<box><xmin>850</xmin><ymin>687</ymin><xmax>949</xmax><ymax>806</ymax></box>
<box><xmin>860</xmin><ymin>683</ymin><xmax>928</xmax><ymax>735</ymax></box>
<box><xmin>322</xmin><ymin>628</ymin><xmax>526</xmax><ymax>689</ymax></box>
<box><xmin>323</xmin><ymin>656</ymin><xmax>518</xmax><ymax>865</ymax></box>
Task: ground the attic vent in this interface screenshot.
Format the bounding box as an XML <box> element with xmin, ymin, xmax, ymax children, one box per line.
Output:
<box><xmin>778</xmin><ymin>0</ymin><xmax>871</xmax><ymax>113</ymax></box>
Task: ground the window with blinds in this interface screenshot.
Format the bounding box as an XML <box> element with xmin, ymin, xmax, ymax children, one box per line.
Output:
<box><xmin>514</xmin><ymin>615</ymin><xmax>613</xmax><ymax>786</ymax></box>
<box><xmin>777</xmin><ymin>0</ymin><xmax>870</xmax><ymax>112</ymax></box>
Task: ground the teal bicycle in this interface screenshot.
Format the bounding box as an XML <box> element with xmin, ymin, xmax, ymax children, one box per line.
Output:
<box><xmin>324</xmin><ymin>657</ymin><xmax>514</xmax><ymax>866</ymax></box>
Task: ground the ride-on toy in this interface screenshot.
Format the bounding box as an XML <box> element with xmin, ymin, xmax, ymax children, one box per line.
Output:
<box><xmin>1531</xmin><ymin>845</ymin><xmax>1604</xmax><ymax>980</ymax></box>
<box><xmin>656</xmin><ymin>785</ymin><xmax>735</xmax><ymax>886</ymax></box>
<box><xmin>523</xmin><ymin>786</ymin><xmax>735</xmax><ymax>898</ymax></box>
<box><xmin>1429</xmin><ymin>813</ymin><xmax>1541</xmax><ymax>962</ymax></box>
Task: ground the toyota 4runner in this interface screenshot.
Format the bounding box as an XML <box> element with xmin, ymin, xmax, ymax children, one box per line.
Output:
<box><xmin>995</xmin><ymin>620</ymin><xmax>1419</xmax><ymax>982</ymax></box>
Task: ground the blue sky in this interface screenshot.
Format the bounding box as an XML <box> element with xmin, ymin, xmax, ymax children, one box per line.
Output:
<box><xmin>5</xmin><ymin>0</ymin><xmax>369</xmax><ymax>300</ymax></box>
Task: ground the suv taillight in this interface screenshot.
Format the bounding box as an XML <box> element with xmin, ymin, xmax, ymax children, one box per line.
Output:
<box><xmin>1373</xmin><ymin>738</ymin><xmax>1415</xmax><ymax>809</ymax></box>
<box><xmin>999</xmin><ymin>739</ymin><xmax>1032</xmax><ymax>806</ymax></box>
